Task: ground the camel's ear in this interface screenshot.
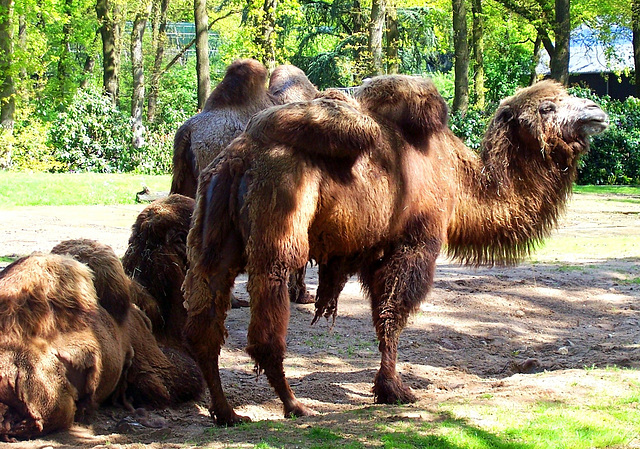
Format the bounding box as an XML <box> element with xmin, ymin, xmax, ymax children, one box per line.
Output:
<box><xmin>494</xmin><ymin>105</ymin><xmax>515</xmax><ymax>125</ymax></box>
<box><xmin>355</xmin><ymin>75</ymin><xmax>448</xmax><ymax>147</ymax></box>
<box><xmin>246</xmin><ymin>98</ymin><xmax>382</xmax><ymax>159</ymax></box>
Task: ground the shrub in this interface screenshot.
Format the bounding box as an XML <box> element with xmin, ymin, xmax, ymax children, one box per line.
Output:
<box><xmin>48</xmin><ymin>87</ymin><xmax>134</xmax><ymax>173</ymax></box>
<box><xmin>448</xmin><ymin>107</ymin><xmax>491</xmax><ymax>151</ymax></box>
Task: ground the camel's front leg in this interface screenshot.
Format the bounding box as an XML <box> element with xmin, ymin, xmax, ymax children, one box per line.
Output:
<box><xmin>360</xmin><ymin>234</ymin><xmax>440</xmax><ymax>404</ymax></box>
<box><xmin>246</xmin><ymin>269</ymin><xmax>314</xmax><ymax>418</ymax></box>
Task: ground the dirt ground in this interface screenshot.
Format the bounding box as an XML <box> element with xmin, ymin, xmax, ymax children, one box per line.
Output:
<box><xmin>1</xmin><ymin>193</ymin><xmax>640</xmax><ymax>448</ymax></box>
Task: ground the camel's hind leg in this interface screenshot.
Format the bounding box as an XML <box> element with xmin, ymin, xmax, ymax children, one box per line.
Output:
<box><xmin>245</xmin><ymin>265</ymin><xmax>314</xmax><ymax>418</ymax></box>
<box><xmin>360</xmin><ymin>233</ymin><xmax>441</xmax><ymax>404</ymax></box>
<box><xmin>183</xmin><ymin>240</ymin><xmax>246</xmax><ymax>426</ymax></box>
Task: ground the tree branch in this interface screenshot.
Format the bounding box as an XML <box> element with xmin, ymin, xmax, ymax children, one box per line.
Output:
<box><xmin>160</xmin><ymin>9</ymin><xmax>240</xmax><ymax>77</ymax></box>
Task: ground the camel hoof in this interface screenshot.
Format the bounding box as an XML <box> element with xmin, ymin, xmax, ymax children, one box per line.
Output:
<box><xmin>373</xmin><ymin>379</ymin><xmax>417</xmax><ymax>404</ymax></box>
<box><xmin>293</xmin><ymin>291</ymin><xmax>315</xmax><ymax>304</ymax></box>
<box><xmin>284</xmin><ymin>401</ymin><xmax>315</xmax><ymax>418</ymax></box>
<box><xmin>215</xmin><ymin>412</ymin><xmax>251</xmax><ymax>427</ymax></box>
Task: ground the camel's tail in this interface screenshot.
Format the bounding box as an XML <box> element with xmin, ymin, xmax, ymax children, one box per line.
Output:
<box><xmin>170</xmin><ymin>124</ymin><xmax>198</xmax><ymax>198</ymax></box>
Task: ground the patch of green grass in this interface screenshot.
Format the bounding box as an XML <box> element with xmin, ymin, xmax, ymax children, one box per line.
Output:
<box><xmin>621</xmin><ymin>276</ymin><xmax>640</xmax><ymax>285</ymax></box>
<box><xmin>0</xmin><ymin>256</ymin><xmax>17</xmax><ymax>264</ymax></box>
<box><xmin>531</xmin><ymin>235</ymin><xmax>640</xmax><ymax>261</ymax></box>
<box><xmin>0</xmin><ymin>172</ymin><xmax>170</xmax><ymax>207</ymax></box>
<box><xmin>573</xmin><ymin>185</ymin><xmax>640</xmax><ymax>196</ymax></box>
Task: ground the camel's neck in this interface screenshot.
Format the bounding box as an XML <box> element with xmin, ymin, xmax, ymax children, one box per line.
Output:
<box><xmin>446</xmin><ymin>133</ymin><xmax>578</xmax><ymax>266</ymax></box>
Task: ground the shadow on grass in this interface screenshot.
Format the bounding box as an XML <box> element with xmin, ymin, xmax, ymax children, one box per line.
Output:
<box><xmin>195</xmin><ymin>407</ymin><xmax>532</xmax><ymax>449</ymax></box>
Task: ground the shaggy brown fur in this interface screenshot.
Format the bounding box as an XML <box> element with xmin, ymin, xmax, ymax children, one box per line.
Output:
<box><xmin>170</xmin><ymin>61</ymin><xmax>318</xmax><ymax>305</ymax></box>
<box><xmin>0</xmin><ymin>254</ymin><xmax>132</xmax><ymax>440</ymax></box>
<box><xmin>121</xmin><ymin>194</ymin><xmax>195</xmax><ymax>349</ymax></box>
<box><xmin>182</xmin><ymin>76</ymin><xmax>608</xmax><ymax>425</ymax></box>
<box><xmin>170</xmin><ymin>59</ymin><xmax>318</xmax><ymax>198</ymax></box>
<box><xmin>51</xmin><ymin>239</ymin><xmax>203</xmax><ymax>407</ymax></box>
<box><xmin>0</xmin><ymin>240</ymin><xmax>203</xmax><ymax>440</ymax></box>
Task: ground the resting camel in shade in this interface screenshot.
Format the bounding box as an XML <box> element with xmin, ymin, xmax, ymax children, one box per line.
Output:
<box><xmin>182</xmin><ymin>77</ymin><xmax>609</xmax><ymax>425</ymax></box>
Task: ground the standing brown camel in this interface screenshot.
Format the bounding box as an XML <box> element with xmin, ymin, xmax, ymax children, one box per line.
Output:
<box><xmin>170</xmin><ymin>59</ymin><xmax>318</xmax><ymax>199</ymax></box>
<box><xmin>171</xmin><ymin>59</ymin><xmax>318</xmax><ymax>305</ymax></box>
<box><xmin>182</xmin><ymin>77</ymin><xmax>609</xmax><ymax>425</ymax></box>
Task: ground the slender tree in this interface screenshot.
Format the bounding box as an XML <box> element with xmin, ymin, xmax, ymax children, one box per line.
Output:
<box><xmin>495</xmin><ymin>0</ymin><xmax>570</xmax><ymax>85</ymax></box>
<box><xmin>194</xmin><ymin>0</ymin><xmax>209</xmax><ymax>109</ymax></box>
<box><xmin>368</xmin><ymin>0</ymin><xmax>387</xmax><ymax>76</ymax></box>
<box><xmin>260</xmin><ymin>0</ymin><xmax>278</xmax><ymax>71</ymax></box>
<box><xmin>0</xmin><ymin>0</ymin><xmax>15</xmax><ymax>130</ymax></box>
<box><xmin>452</xmin><ymin>0</ymin><xmax>469</xmax><ymax>113</ymax></box>
<box><xmin>633</xmin><ymin>0</ymin><xmax>640</xmax><ymax>97</ymax></box>
<box><xmin>386</xmin><ymin>3</ymin><xmax>399</xmax><ymax>74</ymax></box>
<box><xmin>551</xmin><ymin>0</ymin><xmax>570</xmax><ymax>85</ymax></box>
<box><xmin>57</xmin><ymin>0</ymin><xmax>74</xmax><ymax>100</ymax></box>
<box><xmin>148</xmin><ymin>0</ymin><xmax>169</xmax><ymax>123</ymax></box>
<box><xmin>96</xmin><ymin>0</ymin><xmax>122</xmax><ymax>103</ymax></box>
<box><xmin>471</xmin><ymin>0</ymin><xmax>485</xmax><ymax>109</ymax></box>
<box><xmin>131</xmin><ymin>0</ymin><xmax>153</xmax><ymax>149</ymax></box>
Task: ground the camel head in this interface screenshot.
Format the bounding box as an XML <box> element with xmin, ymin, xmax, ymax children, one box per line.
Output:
<box><xmin>354</xmin><ymin>75</ymin><xmax>449</xmax><ymax>147</ymax></box>
<box><xmin>0</xmin><ymin>345</ymin><xmax>76</xmax><ymax>439</ymax></box>
<box><xmin>483</xmin><ymin>80</ymin><xmax>609</xmax><ymax>168</ymax></box>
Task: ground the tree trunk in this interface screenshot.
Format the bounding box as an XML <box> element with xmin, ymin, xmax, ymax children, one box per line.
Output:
<box><xmin>148</xmin><ymin>0</ymin><xmax>169</xmax><ymax>123</ymax></box>
<box><xmin>57</xmin><ymin>0</ymin><xmax>74</xmax><ymax>100</ymax></box>
<box><xmin>0</xmin><ymin>0</ymin><xmax>15</xmax><ymax>130</ymax></box>
<box><xmin>529</xmin><ymin>34</ymin><xmax>542</xmax><ymax>85</ymax></box>
<box><xmin>18</xmin><ymin>14</ymin><xmax>26</xmax><ymax>81</ymax></box>
<box><xmin>368</xmin><ymin>0</ymin><xmax>386</xmax><ymax>76</ymax></box>
<box><xmin>194</xmin><ymin>0</ymin><xmax>210</xmax><ymax>109</ymax></box>
<box><xmin>452</xmin><ymin>0</ymin><xmax>469</xmax><ymax>113</ymax></box>
<box><xmin>80</xmin><ymin>55</ymin><xmax>95</xmax><ymax>89</ymax></box>
<box><xmin>386</xmin><ymin>4</ymin><xmax>399</xmax><ymax>74</ymax></box>
<box><xmin>633</xmin><ymin>0</ymin><xmax>640</xmax><ymax>97</ymax></box>
<box><xmin>261</xmin><ymin>0</ymin><xmax>278</xmax><ymax>71</ymax></box>
<box><xmin>352</xmin><ymin>0</ymin><xmax>365</xmax><ymax>82</ymax></box>
<box><xmin>131</xmin><ymin>0</ymin><xmax>153</xmax><ymax>149</ymax></box>
<box><xmin>96</xmin><ymin>0</ymin><xmax>121</xmax><ymax>103</ymax></box>
<box><xmin>471</xmin><ymin>0</ymin><xmax>484</xmax><ymax>110</ymax></box>
<box><xmin>550</xmin><ymin>0</ymin><xmax>570</xmax><ymax>85</ymax></box>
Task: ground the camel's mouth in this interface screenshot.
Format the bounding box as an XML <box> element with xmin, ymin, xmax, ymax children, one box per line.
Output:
<box><xmin>578</xmin><ymin>107</ymin><xmax>609</xmax><ymax>136</ymax></box>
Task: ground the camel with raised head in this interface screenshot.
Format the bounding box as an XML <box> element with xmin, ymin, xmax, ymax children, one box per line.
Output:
<box><xmin>182</xmin><ymin>77</ymin><xmax>608</xmax><ymax>425</ymax></box>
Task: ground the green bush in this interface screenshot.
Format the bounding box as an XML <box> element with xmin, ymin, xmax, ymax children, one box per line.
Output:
<box><xmin>48</xmin><ymin>87</ymin><xmax>134</xmax><ymax>173</ymax></box>
<box><xmin>0</xmin><ymin>118</ymin><xmax>64</xmax><ymax>172</ymax></box>
<box><xmin>569</xmin><ymin>87</ymin><xmax>640</xmax><ymax>185</ymax></box>
<box><xmin>449</xmin><ymin>107</ymin><xmax>491</xmax><ymax>151</ymax></box>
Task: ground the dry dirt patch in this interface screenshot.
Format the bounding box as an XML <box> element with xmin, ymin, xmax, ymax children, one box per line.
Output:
<box><xmin>1</xmin><ymin>193</ymin><xmax>639</xmax><ymax>448</ymax></box>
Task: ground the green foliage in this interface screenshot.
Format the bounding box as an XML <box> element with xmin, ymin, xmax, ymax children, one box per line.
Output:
<box><xmin>483</xmin><ymin>21</ymin><xmax>536</xmax><ymax>107</ymax></box>
<box><xmin>449</xmin><ymin>107</ymin><xmax>491</xmax><ymax>151</ymax></box>
<box><xmin>48</xmin><ymin>87</ymin><xmax>134</xmax><ymax>173</ymax></box>
<box><xmin>569</xmin><ymin>87</ymin><xmax>640</xmax><ymax>185</ymax></box>
<box><xmin>0</xmin><ymin>116</ymin><xmax>63</xmax><ymax>172</ymax></box>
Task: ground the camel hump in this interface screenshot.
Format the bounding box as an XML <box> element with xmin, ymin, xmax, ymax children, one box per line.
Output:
<box><xmin>204</xmin><ymin>58</ymin><xmax>269</xmax><ymax>110</ymax></box>
<box><xmin>355</xmin><ymin>75</ymin><xmax>449</xmax><ymax>147</ymax></box>
<box><xmin>246</xmin><ymin>97</ymin><xmax>382</xmax><ymax>159</ymax></box>
<box><xmin>268</xmin><ymin>64</ymin><xmax>318</xmax><ymax>104</ymax></box>
<box><xmin>0</xmin><ymin>254</ymin><xmax>98</xmax><ymax>340</ymax></box>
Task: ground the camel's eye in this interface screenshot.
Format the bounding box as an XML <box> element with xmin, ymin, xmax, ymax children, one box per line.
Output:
<box><xmin>539</xmin><ymin>101</ymin><xmax>556</xmax><ymax>115</ymax></box>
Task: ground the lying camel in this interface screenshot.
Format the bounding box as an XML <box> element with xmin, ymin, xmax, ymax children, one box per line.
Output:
<box><xmin>0</xmin><ymin>240</ymin><xmax>203</xmax><ymax>440</ymax></box>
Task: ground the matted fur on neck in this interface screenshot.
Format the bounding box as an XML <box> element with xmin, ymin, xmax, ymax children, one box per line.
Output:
<box><xmin>446</xmin><ymin>82</ymin><xmax>589</xmax><ymax>266</ymax></box>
